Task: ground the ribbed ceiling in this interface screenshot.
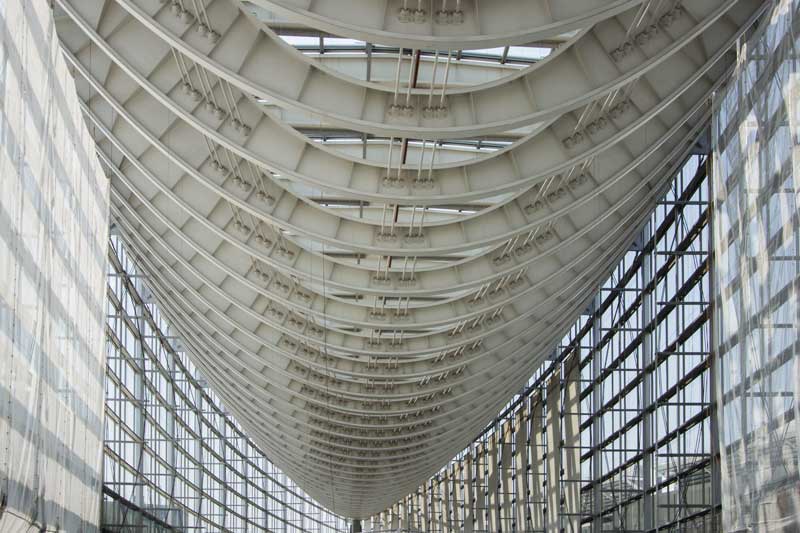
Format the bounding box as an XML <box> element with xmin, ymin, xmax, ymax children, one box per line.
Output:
<box><xmin>54</xmin><ymin>0</ymin><xmax>764</xmax><ymax>517</ymax></box>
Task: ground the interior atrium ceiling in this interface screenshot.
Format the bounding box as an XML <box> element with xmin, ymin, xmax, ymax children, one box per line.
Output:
<box><xmin>53</xmin><ymin>0</ymin><xmax>767</xmax><ymax>518</ymax></box>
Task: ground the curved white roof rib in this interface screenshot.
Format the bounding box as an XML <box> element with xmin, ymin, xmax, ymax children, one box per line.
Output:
<box><xmin>82</xmin><ymin>0</ymin><xmax>754</xmax><ymax>139</ymax></box>
<box><xmin>56</xmin><ymin>0</ymin><xmax>765</xmax><ymax>517</ymax></box>
<box><xmin>246</xmin><ymin>0</ymin><xmax>645</xmax><ymax>49</ymax></box>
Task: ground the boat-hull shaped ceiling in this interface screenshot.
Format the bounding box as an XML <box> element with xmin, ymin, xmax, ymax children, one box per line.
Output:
<box><xmin>55</xmin><ymin>0</ymin><xmax>765</xmax><ymax>517</ymax></box>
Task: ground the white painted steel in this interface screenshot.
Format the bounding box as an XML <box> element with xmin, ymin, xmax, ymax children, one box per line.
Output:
<box><xmin>247</xmin><ymin>0</ymin><xmax>645</xmax><ymax>49</ymax></box>
<box><xmin>54</xmin><ymin>0</ymin><xmax>766</xmax><ymax>518</ymax></box>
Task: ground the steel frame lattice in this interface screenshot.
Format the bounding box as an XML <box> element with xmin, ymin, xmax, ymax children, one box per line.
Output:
<box><xmin>103</xmin><ymin>235</ymin><xmax>351</xmax><ymax>532</ymax></box>
<box><xmin>369</xmin><ymin>154</ymin><xmax>719</xmax><ymax>532</ymax></box>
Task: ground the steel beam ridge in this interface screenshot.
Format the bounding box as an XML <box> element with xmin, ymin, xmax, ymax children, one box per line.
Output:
<box><xmin>54</xmin><ymin>0</ymin><xmax>767</xmax><ymax>518</ymax></box>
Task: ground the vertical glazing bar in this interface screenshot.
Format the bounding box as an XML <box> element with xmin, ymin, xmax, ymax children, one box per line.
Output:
<box><xmin>464</xmin><ymin>455</ymin><xmax>474</xmax><ymax>533</ymax></box>
<box><xmin>487</xmin><ymin>433</ymin><xmax>499</xmax><ymax>530</ymax></box>
<box><xmin>563</xmin><ymin>358</ymin><xmax>581</xmax><ymax>532</ymax></box>
<box><xmin>641</xmin><ymin>220</ymin><xmax>655</xmax><ymax>531</ymax></box>
<box><xmin>475</xmin><ymin>443</ymin><xmax>485</xmax><ymax>531</ymax></box>
<box><xmin>442</xmin><ymin>469</ymin><xmax>451</xmax><ymax>533</ymax></box>
<box><xmin>501</xmin><ymin>421</ymin><xmax>513</xmax><ymax>529</ymax></box>
<box><xmin>591</xmin><ymin>294</ymin><xmax>603</xmax><ymax>533</ymax></box>
<box><xmin>530</xmin><ymin>393</ymin><xmax>545</xmax><ymax>531</ymax></box>
<box><xmin>546</xmin><ymin>374</ymin><xmax>561</xmax><ymax>533</ymax></box>
<box><xmin>432</xmin><ymin>476</ymin><xmax>441</xmax><ymax>532</ymax></box>
<box><xmin>514</xmin><ymin>408</ymin><xmax>528</xmax><ymax>531</ymax></box>
<box><xmin>707</xmin><ymin>153</ymin><xmax>722</xmax><ymax>532</ymax></box>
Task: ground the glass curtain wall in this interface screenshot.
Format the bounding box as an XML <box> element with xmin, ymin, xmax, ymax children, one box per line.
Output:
<box><xmin>103</xmin><ymin>235</ymin><xmax>351</xmax><ymax>532</ymax></box>
<box><xmin>368</xmin><ymin>154</ymin><xmax>718</xmax><ymax>533</ymax></box>
<box><xmin>712</xmin><ymin>0</ymin><xmax>800</xmax><ymax>530</ymax></box>
<box><xmin>0</xmin><ymin>0</ymin><xmax>110</xmax><ymax>530</ymax></box>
